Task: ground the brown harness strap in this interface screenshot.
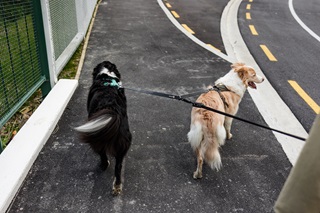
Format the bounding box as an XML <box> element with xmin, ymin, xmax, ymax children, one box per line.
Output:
<box><xmin>209</xmin><ymin>83</ymin><xmax>233</xmax><ymax>108</ymax></box>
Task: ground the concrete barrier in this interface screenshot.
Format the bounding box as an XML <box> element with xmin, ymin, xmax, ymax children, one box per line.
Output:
<box><xmin>0</xmin><ymin>79</ymin><xmax>78</xmax><ymax>213</ymax></box>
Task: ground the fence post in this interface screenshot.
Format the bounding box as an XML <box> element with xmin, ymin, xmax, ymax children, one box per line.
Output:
<box><xmin>31</xmin><ymin>0</ymin><xmax>51</xmax><ymax>97</ymax></box>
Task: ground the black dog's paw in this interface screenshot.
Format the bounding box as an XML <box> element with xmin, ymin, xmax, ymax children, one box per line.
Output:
<box><xmin>112</xmin><ymin>183</ymin><xmax>122</xmax><ymax>196</ymax></box>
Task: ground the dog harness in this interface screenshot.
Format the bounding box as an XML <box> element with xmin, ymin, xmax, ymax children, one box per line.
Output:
<box><xmin>209</xmin><ymin>83</ymin><xmax>232</xmax><ymax>108</ymax></box>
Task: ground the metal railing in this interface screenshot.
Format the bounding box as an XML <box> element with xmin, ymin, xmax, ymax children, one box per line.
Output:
<box><xmin>42</xmin><ymin>0</ymin><xmax>98</xmax><ymax>85</ymax></box>
<box><xmin>0</xmin><ymin>0</ymin><xmax>51</xmax><ymax>130</ymax></box>
<box><xmin>0</xmin><ymin>0</ymin><xmax>97</xmax><ymax>152</ymax></box>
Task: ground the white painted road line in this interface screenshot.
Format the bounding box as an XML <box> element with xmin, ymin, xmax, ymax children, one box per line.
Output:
<box><xmin>157</xmin><ymin>0</ymin><xmax>232</xmax><ymax>62</ymax></box>
<box><xmin>160</xmin><ymin>0</ymin><xmax>307</xmax><ymax>165</ymax></box>
<box><xmin>222</xmin><ymin>0</ymin><xmax>307</xmax><ymax>165</ymax></box>
<box><xmin>288</xmin><ymin>0</ymin><xmax>320</xmax><ymax>43</ymax></box>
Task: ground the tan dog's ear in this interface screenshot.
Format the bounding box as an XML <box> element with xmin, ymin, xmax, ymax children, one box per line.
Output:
<box><xmin>231</xmin><ymin>62</ymin><xmax>245</xmax><ymax>70</ymax></box>
<box><xmin>232</xmin><ymin>63</ymin><xmax>247</xmax><ymax>80</ymax></box>
<box><xmin>235</xmin><ymin>67</ymin><xmax>245</xmax><ymax>80</ymax></box>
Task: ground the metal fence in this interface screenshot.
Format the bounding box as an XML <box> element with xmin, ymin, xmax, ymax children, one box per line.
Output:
<box><xmin>0</xmin><ymin>0</ymin><xmax>51</xmax><ymax>129</ymax></box>
<box><xmin>43</xmin><ymin>0</ymin><xmax>98</xmax><ymax>85</ymax></box>
<box><xmin>0</xmin><ymin>0</ymin><xmax>97</xmax><ymax>152</ymax></box>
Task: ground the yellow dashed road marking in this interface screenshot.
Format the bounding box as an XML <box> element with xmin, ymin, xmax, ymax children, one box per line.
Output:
<box><xmin>249</xmin><ymin>0</ymin><xmax>253</xmax><ymax>2</ymax></box>
<box><xmin>249</xmin><ymin>25</ymin><xmax>258</xmax><ymax>35</ymax></box>
<box><xmin>207</xmin><ymin>44</ymin><xmax>221</xmax><ymax>52</ymax></box>
<box><xmin>246</xmin><ymin>12</ymin><xmax>251</xmax><ymax>20</ymax></box>
<box><xmin>246</xmin><ymin>4</ymin><xmax>251</xmax><ymax>10</ymax></box>
<box><xmin>166</xmin><ymin>3</ymin><xmax>172</xmax><ymax>8</ymax></box>
<box><xmin>171</xmin><ymin>11</ymin><xmax>180</xmax><ymax>18</ymax></box>
<box><xmin>260</xmin><ymin>45</ymin><xmax>277</xmax><ymax>61</ymax></box>
<box><xmin>288</xmin><ymin>80</ymin><xmax>320</xmax><ymax>114</ymax></box>
<box><xmin>182</xmin><ymin>24</ymin><xmax>195</xmax><ymax>34</ymax></box>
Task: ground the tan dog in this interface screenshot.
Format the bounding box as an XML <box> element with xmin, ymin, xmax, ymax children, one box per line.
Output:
<box><xmin>187</xmin><ymin>63</ymin><xmax>264</xmax><ymax>179</ymax></box>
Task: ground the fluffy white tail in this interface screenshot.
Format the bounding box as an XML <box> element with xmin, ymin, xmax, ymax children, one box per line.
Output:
<box><xmin>75</xmin><ymin>115</ymin><xmax>112</xmax><ymax>133</ymax></box>
<box><xmin>187</xmin><ymin>122</ymin><xmax>203</xmax><ymax>151</ymax></box>
<box><xmin>216</xmin><ymin>124</ymin><xmax>227</xmax><ymax>146</ymax></box>
<box><xmin>206</xmin><ymin>124</ymin><xmax>225</xmax><ymax>171</ymax></box>
<box><xmin>207</xmin><ymin>149</ymin><xmax>222</xmax><ymax>171</ymax></box>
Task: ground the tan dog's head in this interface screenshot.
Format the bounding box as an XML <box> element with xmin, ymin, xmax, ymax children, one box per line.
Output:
<box><xmin>232</xmin><ymin>63</ymin><xmax>264</xmax><ymax>89</ymax></box>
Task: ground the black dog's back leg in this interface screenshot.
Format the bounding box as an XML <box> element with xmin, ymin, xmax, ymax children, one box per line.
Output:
<box><xmin>112</xmin><ymin>155</ymin><xmax>125</xmax><ymax>195</ymax></box>
<box><xmin>99</xmin><ymin>151</ymin><xmax>110</xmax><ymax>171</ymax></box>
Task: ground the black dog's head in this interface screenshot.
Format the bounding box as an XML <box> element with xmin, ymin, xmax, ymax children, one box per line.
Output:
<box><xmin>92</xmin><ymin>61</ymin><xmax>121</xmax><ymax>82</ymax></box>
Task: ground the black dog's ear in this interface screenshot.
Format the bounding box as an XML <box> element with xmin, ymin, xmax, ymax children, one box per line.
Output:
<box><xmin>104</xmin><ymin>61</ymin><xmax>121</xmax><ymax>80</ymax></box>
<box><xmin>92</xmin><ymin>62</ymin><xmax>104</xmax><ymax>79</ymax></box>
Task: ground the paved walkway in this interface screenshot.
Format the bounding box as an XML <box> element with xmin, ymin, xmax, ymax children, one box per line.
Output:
<box><xmin>8</xmin><ymin>0</ymin><xmax>291</xmax><ymax>212</ymax></box>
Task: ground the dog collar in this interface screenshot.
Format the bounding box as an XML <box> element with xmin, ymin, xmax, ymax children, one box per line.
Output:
<box><xmin>213</xmin><ymin>83</ymin><xmax>230</xmax><ymax>92</ymax></box>
<box><xmin>102</xmin><ymin>79</ymin><xmax>120</xmax><ymax>88</ymax></box>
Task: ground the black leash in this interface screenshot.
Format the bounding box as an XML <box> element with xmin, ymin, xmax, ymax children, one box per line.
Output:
<box><xmin>124</xmin><ymin>87</ymin><xmax>306</xmax><ymax>141</ymax></box>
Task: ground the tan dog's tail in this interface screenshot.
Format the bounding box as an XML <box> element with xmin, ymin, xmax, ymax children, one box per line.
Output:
<box><xmin>204</xmin><ymin>124</ymin><xmax>225</xmax><ymax>171</ymax></box>
<box><xmin>204</xmin><ymin>142</ymin><xmax>222</xmax><ymax>171</ymax></box>
<box><xmin>188</xmin><ymin>121</ymin><xmax>224</xmax><ymax>171</ymax></box>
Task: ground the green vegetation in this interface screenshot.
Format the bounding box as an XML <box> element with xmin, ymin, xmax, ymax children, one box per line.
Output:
<box><xmin>58</xmin><ymin>41</ymin><xmax>83</xmax><ymax>79</ymax></box>
<box><xmin>0</xmin><ymin>89</ymin><xmax>42</xmax><ymax>148</ymax></box>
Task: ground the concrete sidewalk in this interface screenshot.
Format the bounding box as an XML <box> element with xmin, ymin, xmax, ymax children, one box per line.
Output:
<box><xmin>6</xmin><ymin>0</ymin><xmax>292</xmax><ymax>212</ymax></box>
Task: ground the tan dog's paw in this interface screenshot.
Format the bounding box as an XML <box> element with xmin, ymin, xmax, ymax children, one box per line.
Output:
<box><xmin>193</xmin><ymin>171</ymin><xmax>203</xmax><ymax>179</ymax></box>
<box><xmin>227</xmin><ymin>132</ymin><xmax>233</xmax><ymax>140</ymax></box>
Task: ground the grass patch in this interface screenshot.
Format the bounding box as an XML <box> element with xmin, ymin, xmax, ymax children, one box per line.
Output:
<box><xmin>0</xmin><ymin>90</ymin><xmax>42</xmax><ymax>148</ymax></box>
<box><xmin>58</xmin><ymin>41</ymin><xmax>84</xmax><ymax>79</ymax></box>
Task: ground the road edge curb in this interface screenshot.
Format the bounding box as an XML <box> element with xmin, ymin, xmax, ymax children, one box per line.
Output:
<box><xmin>0</xmin><ymin>79</ymin><xmax>78</xmax><ymax>213</ymax></box>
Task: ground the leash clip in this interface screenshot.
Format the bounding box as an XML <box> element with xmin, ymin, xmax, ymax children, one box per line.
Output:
<box><xmin>192</xmin><ymin>102</ymin><xmax>204</xmax><ymax>108</ymax></box>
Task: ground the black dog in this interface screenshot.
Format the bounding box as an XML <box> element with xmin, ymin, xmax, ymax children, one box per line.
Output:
<box><xmin>75</xmin><ymin>61</ymin><xmax>132</xmax><ymax>195</ymax></box>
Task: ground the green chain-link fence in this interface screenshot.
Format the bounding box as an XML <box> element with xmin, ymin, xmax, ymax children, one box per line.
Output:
<box><xmin>0</xmin><ymin>0</ymin><xmax>51</xmax><ymax>152</ymax></box>
<box><xmin>49</xmin><ymin>0</ymin><xmax>78</xmax><ymax>60</ymax></box>
<box><xmin>0</xmin><ymin>0</ymin><xmax>98</xmax><ymax>153</ymax></box>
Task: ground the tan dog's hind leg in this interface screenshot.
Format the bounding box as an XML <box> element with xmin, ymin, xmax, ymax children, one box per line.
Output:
<box><xmin>193</xmin><ymin>148</ymin><xmax>203</xmax><ymax>179</ymax></box>
<box><xmin>224</xmin><ymin>117</ymin><xmax>233</xmax><ymax>140</ymax></box>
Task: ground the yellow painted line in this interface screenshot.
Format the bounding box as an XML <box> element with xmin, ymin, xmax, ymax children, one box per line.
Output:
<box><xmin>207</xmin><ymin>44</ymin><xmax>221</xmax><ymax>52</ymax></box>
<box><xmin>182</xmin><ymin>24</ymin><xmax>195</xmax><ymax>34</ymax></box>
<box><xmin>246</xmin><ymin>4</ymin><xmax>251</xmax><ymax>10</ymax></box>
<box><xmin>171</xmin><ymin>11</ymin><xmax>180</xmax><ymax>18</ymax></box>
<box><xmin>288</xmin><ymin>80</ymin><xmax>320</xmax><ymax>114</ymax></box>
<box><xmin>166</xmin><ymin>3</ymin><xmax>172</xmax><ymax>8</ymax></box>
<box><xmin>260</xmin><ymin>45</ymin><xmax>277</xmax><ymax>61</ymax></box>
<box><xmin>249</xmin><ymin>0</ymin><xmax>253</xmax><ymax>2</ymax></box>
<box><xmin>249</xmin><ymin>25</ymin><xmax>258</xmax><ymax>35</ymax></box>
<box><xmin>246</xmin><ymin>12</ymin><xmax>251</xmax><ymax>20</ymax></box>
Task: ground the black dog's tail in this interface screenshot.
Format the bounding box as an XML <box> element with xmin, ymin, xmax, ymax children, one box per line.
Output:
<box><xmin>75</xmin><ymin>109</ymin><xmax>120</xmax><ymax>152</ymax></box>
<box><xmin>75</xmin><ymin>115</ymin><xmax>113</xmax><ymax>133</ymax></box>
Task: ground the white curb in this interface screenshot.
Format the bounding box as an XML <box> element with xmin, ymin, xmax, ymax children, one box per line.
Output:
<box><xmin>0</xmin><ymin>79</ymin><xmax>78</xmax><ymax>213</ymax></box>
<box><xmin>222</xmin><ymin>0</ymin><xmax>308</xmax><ymax>165</ymax></box>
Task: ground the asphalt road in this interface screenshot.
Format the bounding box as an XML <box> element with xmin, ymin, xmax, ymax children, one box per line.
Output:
<box><xmin>8</xmin><ymin>0</ymin><xmax>292</xmax><ymax>212</ymax></box>
<box><xmin>238</xmin><ymin>0</ymin><xmax>320</xmax><ymax>131</ymax></box>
